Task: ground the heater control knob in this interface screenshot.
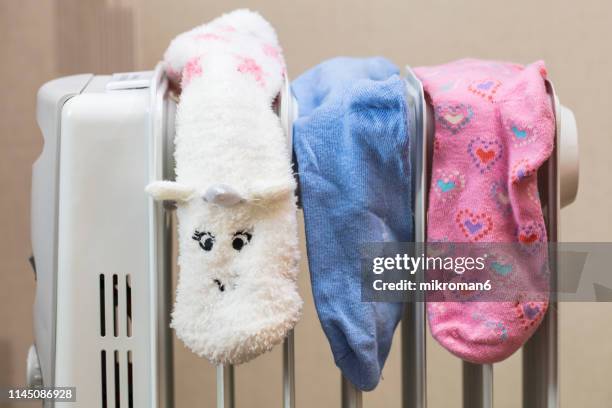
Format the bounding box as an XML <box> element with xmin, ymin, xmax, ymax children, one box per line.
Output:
<box><xmin>559</xmin><ymin>104</ymin><xmax>579</xmax><ymax>208</ymax></box>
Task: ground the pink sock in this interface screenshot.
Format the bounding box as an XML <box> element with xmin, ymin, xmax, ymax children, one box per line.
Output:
<box><xmin>414</xmin><ymin>59</ymin><xmax>555</xmax><ymax>363</ymax></box>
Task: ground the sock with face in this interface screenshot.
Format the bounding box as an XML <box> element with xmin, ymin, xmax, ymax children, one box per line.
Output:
<box><xmin>415</xmin><ymin>59</ymin><xmax>554</xmax><ymax>363</ymax></box>
<box><xmin>292</xmin><ymin>57</ymin><xmax>413</xmax><ymax>390</ymax></box>
<box><xmin>146</xmin><ymin>9</ymin><xmax>302</xmax><ymax>365</ymax></box>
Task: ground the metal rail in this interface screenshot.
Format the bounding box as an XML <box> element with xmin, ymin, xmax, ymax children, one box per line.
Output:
<box><xmin>283</xmin><ymin>330</ymin><xmax>296</xmax><ymax>408</ymax></box>
<box><xmin>463</xmin><ymin>363</ymin><xmax>494</xmax><ymax>408</ymax></box>
<box><xmin>522</xmin><ymin>81</ymin><xmax>560</xmax><ymax>408</ymax></box>
<box><xmin>216</xmin><ymin>365</ymin><xmax>235</xmax><ymax>408</ymax></box>
<box><xmin>342</xmin><ymin>375</ymin><xmax>363</xmax><ymax>408</ymax></box>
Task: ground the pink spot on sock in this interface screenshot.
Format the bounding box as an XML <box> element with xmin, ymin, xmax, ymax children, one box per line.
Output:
<box><xmin>182</xmin><ymin>56</ymin><xmax>203</xmax><ymax>87</ymax></box>
<box><xmin>218</xmin><ymin>25</ymin><xmax>236</xmax><ymax>33</ymax></box>
<box><xmin>194</xmin><ymin>32</ymin><xmax>228</xmax><ymax>42</ymax></box>
<box><xmin>237</xmin><ymin>56</ymin><xmax>266</xmax><ymax>86</ymax></box>
<box><xmin>263</xmin><ymin>43</ymin><xmax>280</xmax><ymax>60</ymax></box>
<box><xmin>262</xmin><ymin>43</ymin><xmax>286</xmax><ymax>76</ymax></box>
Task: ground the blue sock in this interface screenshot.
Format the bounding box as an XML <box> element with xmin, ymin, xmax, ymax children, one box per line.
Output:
<box><xmin>292</xmin><ymin>57</ymin><xmax>413</xmax><ymax>391</ymax></box>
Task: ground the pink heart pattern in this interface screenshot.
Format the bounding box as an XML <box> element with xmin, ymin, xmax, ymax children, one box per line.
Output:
<box><xmin>435</xmin><ymin>103</ymin><xmax>473</xmax><ymax>134</ymax></box>
<box><xmin>433</xmin><ymin>169</ymin><xmax>465</xmax><ymax>203</ymax></box>
<box><xmin>505</xmin><ymin>121</ymin><xmax>539</xmax><ymax>147</ymax></box>
<box><xmin>517</xmin><ymin>221</ymin><xmax>546</xmax><ymax>253</ymax></box>
<box><xmin>468</xmin><ymin>79</ymin><xmax>502</xmax><ymax>102</ymax></box>
<box><xmin>511</xmin><ymin>159</ymin><xmax>535</xmax><ymax>183</ymax></box>
<box><xmin>515</xmin><ymin>301</ymin><xmax>547</xmax><ymax>330</ymax></box>
<box><xmin>455</xmin><ymin>209</ymin><xmax>493</xmax><ymax>242</ymax></box>
<box><xmin>467</xmin><ymin>137</ymin><xmax>503</xmax><ymax>173</ymax></box>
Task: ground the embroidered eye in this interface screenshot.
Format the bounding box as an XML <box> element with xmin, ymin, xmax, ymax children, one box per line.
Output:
<box><xmin>232</xmin><ymin>231</ymin><xmax>252</xmax><ymax>251</ymax></box>
<box><xmin>192</xmin><ymin>230</ymin><xmax>215</xmax><ymax>251</ymax></box>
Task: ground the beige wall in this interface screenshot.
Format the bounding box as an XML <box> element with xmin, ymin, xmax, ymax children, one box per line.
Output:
<box><xmin>1</xmin><ymin>0</ymin><xmax>611</xmax><ymax>407</ymax></box>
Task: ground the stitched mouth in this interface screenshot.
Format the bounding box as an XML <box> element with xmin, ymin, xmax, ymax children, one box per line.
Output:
<box><xmin>213</xmin><ymin>278</ymin><xmax>225</xmax><ymax>292</ymax></box>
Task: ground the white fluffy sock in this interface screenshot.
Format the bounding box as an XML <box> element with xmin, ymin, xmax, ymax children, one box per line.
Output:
<box><xmin>146</xmin><ymin>9</ymin><xmax>302</xmax><ymax>365</ymax></box>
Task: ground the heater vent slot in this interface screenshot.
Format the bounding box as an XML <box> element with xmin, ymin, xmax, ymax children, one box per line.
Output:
<box><xmin>100</xmin><ymin>349</ymin><xmax>133</xmax><ymax>408</ymax></box>
<box><xmin>127</xmin><ymin>351</ymin><xmax>134</xmax><ymax>408</ymax></box>
<box><xmin>99</xmin><ymin>275</ymin><xmax>106</xmax><ymax>337</ymax></box>
<box><xmin>126</xmin><ymin>275</ymin><xmax>132</xmax><ymax>337</ymax></box>
<box><xmin>100</xmin><ymin>273</ymin><xmax>132</xmax><ymax>338</ymax></box>
<box><xmin>114</xmin><ymin>350</ymin><xmax>121</xmax><ymax>408</ymax></box>
<box><xmin>113</xmin><ymin>274</ymin><xmax>119</xmax><ymax>337</ymax></box>
<box><xmin>101</xmin><ymin>350</ymin><xmax>107</xmax><ymax>408</ymax></box>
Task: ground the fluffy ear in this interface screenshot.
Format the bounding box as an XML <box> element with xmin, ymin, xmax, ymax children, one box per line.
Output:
<box><xmin>246</xmin><ymin>179</ymin><xmax>296</xmax><ymax>204</ymax></box>
<box><xmin>145</xmin><ymin>181</ymin><xmax>196</xmax><ymax>202</ymax></box>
